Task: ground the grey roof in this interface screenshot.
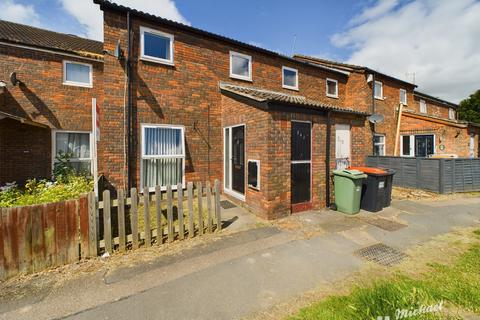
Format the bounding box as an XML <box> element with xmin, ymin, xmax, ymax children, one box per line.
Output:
<box><xmin>0</xmin><ymin>19</ymin><xmax>103</xmax><ymax>58</ymax></box>
<box><xmin>219</xmin><ymin>83</ymin><xmax>369</xmax><ymax>116</ymax></box>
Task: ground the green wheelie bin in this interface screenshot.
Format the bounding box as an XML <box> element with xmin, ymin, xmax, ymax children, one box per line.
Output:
<box><xmin>333</xmin><ymin>169</ymin><xmax>367</xmax><ymax>214</ymax></box>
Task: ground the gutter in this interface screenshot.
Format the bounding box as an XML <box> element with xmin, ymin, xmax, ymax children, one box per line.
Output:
<box><xmin>126</xmin><ymin>11</ymin><xmax>133</xmax><ymax>190</ymax></box>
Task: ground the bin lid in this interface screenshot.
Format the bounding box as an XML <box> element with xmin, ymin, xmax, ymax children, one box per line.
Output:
<box><xmin>348</xmin><ymin>166</ymin><xmax>387</xmax><ymax>175</ymax></box>
<box><xmin>333</xmin><ymin>169</ymin><xmax>367</xmax><ymax>179</ymax></box>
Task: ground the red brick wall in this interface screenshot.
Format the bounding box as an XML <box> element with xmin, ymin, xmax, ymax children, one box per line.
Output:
<box><xmin>412</xmin><ymin>95</ymin><xmax>454</xmax><ymax>119</ymax></box>
<box><xmin>221</xmin><ymin>95</ymin><xmax>369</xmax><ymax>219</ymax></box>
<box><xmin>100</xmin><ymin>10</ymin><xmax>354</xmax><ymax>191</ymax></box>
<box><xmin>401</xmin><ymin>115</ymin><xmax>479</xmax><ymax>157</ymax></box>
<box><xmin>0</xmin><ymin>118</ymin><xmax>51</xmax><ymax>185</ymax></box>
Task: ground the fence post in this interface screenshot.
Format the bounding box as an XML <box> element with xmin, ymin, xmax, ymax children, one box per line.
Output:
<box><xmin>103</xmin><ymin>190</ymin><xmax>112</xmax><ymax>254</ymax></box>
<box><xmin>131</xmin><ymin>188</ymin><xmax>139</xmax><ymax>249</ymax></box>
<box><xmin>187</xmin><ymin>182</ymin><xmax>194</xmax><ymax>238</ymax></box>
<box><xmin>214</xmin><ymin>180</ymin><xmax>222</xmax><ymax>232</ymax></box>
<box><xmin>206</xmin><ymin>181</ymin><xmax>213</xmax><ymax>233</ymax></box>
<box><xmin>167</xmin><ymin>185</ymin><xmax>174</xmax><ymax>243</ymax></box>
<box><xmin>177</xmin><ymin>183</ymin><xmax>185</xmax><ymax>240</ymax></box>
<box><xmin>87</xmin><ymin>192</ymin><xmax>98</xmax><ymax>257</ymax></box>
<box><xmin>117</xmin><ymin>189</ymin><xmax>126</xmax><ymax>252</ymax></box>
<box><xmin>143</xmin><ymin>187</ymin><xmax>151</xmax><ymax>247</ymax></box>
<box><xmin>416</xmin><ymin>158</ymin><xmax>421</xmax><ymax>189</ymax></box>
<box><xmin>155</xmin><ymin>186</ymin><xmax>162</xmax><ymax>245</ymax></box>
<box><xmin>0</xmin><ymin>209</ymin><xmax>4</xmax><ymax>280</ymax></box>
<box><xmin>197</xmin><ymin>182</ymin><xmax>204</xmax><ymax>235</ymax></box>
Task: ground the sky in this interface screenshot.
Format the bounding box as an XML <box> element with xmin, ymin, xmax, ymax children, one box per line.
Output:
<box><xmin>0</xmin><ymin>0</ymin><xmax>479</xmax><ymax>103</ymax></box>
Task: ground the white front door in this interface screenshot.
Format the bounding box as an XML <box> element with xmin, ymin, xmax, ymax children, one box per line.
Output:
<box><xmin>335</xmin><ymin>124</ymin><xmax>351</xmax><ymax>170</ymax></box>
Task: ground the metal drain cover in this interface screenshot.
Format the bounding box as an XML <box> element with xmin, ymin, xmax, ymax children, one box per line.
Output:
<box><xmin>220</xmin><ymin>200</ymin><xmax>237</xmax><ymax>209</ymax></box>
<box><xmin>355</xmin><ymin>243</ymin><xmax>407</xmax><ymax>267</ymax></box>
<box><xmin>365</xmin><ymin>217</ymin><xmax>407</xmax><ymax>231</ymax></box>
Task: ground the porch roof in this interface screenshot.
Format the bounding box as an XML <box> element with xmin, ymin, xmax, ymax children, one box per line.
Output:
<box><xmin>0</xmin><ymin>111</ymin><xmax>49</xmax><ymax>128</ymax></box>
<box><xmin>219</xmin><ymin>83</ymin><xmax>370</xmax><ymax>116</ymax></box>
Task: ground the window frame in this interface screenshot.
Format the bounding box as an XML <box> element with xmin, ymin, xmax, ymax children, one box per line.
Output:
<box><xmin>449</xmin><ymin>108</ymin><xmax>456</xmax><ymax>120</ymax></box>
<box><xmin>374</xmin><ymin>81</ymin><xmax>383</xmax><ymax>100</ymax></box>
<box><xmin>51</xmin><ymin>130</ymin><xmax>93</xmax><ymax>173</ymax></box>
<box><xmin>247</xmin><ymin>159</ymin><xmax>261</xmax><ymax>191</ymax></box>
<box><xmin>373</xmin><ymin>134</ymin><xmax>386</xmax><ymax>156</ymax></box>
<box><xmin>282</xmin><ymin>66</ymin><xmax>299</xmax><ymax>91</ymax></box>
<box><xmin>326</xmin><ymin>78</ymin><xmax>339</xmax><ymax>98</ymax></box>
<box><xmin>291</xmin><ymin>120</ymin><xmax>312</xmax><ymax>204</ymax></box>
<box><xmin>419</xmin><ymin>99</ymin><xmax>427</xmax><ymax>114</ymax></box>
<box><xmin>229</xmin><ymin>51</ymin><xmax>252</xmax><ymax>82</ymax></box>
<box><xmin>140</xmin><ymin>124</ymin><xmax>186</xmax><ymax>192</ymax></box>
<box><xmin>400</xmin><ymin>89</ymin><xmax>407</xmax><ymax>105</ymax></box>
<box><xmin>63</xmin><ymin>60</ymin><xmax>93</xmax><ymax>88</ymax></box>
<box><xmin>140</xmin><ymin>26</ymin><xmax>175</xmax><ymax>65</ymax></box>
<box><xmin>400</xmin><ymin>135</ymin><xmax>414</xmax><ymax>157</ymax></box>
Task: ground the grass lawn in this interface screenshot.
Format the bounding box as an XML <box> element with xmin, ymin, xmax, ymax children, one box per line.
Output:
<box><xmin>290</xmin><ymin>229</ymin><xmax>480</xmax><ymax>320</ymax></box>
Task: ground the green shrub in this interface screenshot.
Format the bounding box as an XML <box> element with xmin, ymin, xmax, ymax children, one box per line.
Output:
<box><xmin>0</xmin><ymin>175</ymin><xmax>93</xmax><ymax>208</ymax></box>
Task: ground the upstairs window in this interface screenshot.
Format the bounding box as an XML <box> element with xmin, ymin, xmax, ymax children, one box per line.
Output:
<box><xmin>140</xmin><ymin>26</ymin><xmax>174</xmax><ymax>65</ymax></box>
<box><xmin>326</xmin><ymin>78</ymin><xmax>338</xmax><ymax>98</ymax></box>
<box><xmin>141</xmin><ymin>125</ymin><xmax>185</xmax><ymax>190</ymax></box>
<box><xmin>374</xmin><ymin>81</ymin><xmax>383</xmax><ymax>99</ymax></box>
<box><xmin>419</xmin><ymin>99</ymin><xmax>427</xmax><ymax>113</ymax></box>
<box><xmin>282</xmin><ymin>66</ymin><xmax>298</xmax><ymax>90</ymax></box>
<box><xmin>400</xmin><ymin>89</ymin><xmax>407</xmax><ymax>105</ymax></box>
<box><xmin>230</xmin><ymin>51</ymin><xmax>252</xmax><ymax>81</ymax></box>
<box><xmin>63</xmin><ymin>61</ymin><xmax>92</xmax><ymax>87</ymax></box>
<box><xmin>449</xmin><ymin>108</ymin><xmax>456</xmax><ymax>120</ymax></box>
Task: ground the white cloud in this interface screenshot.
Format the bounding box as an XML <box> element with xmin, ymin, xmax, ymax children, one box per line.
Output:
<box><xmin>332</xmin><ymin>0</ymin><xmax>480</xmax><ymax>103</ymax></box>
<box><xmin>59</xmin><ymin>0</ymin><xmax>190</xmax><ymax>41</ymax></box>
<box><xmin>0</xmin><ymin>0</ymin><xmax>41</xmax><ymax>27</ymax></box>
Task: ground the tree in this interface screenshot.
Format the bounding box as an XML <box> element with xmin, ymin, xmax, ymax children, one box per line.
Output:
<box><xmin>458</xmin><ymin>90</ymin><xmax>480</xmax><ymax>124</ymax></box>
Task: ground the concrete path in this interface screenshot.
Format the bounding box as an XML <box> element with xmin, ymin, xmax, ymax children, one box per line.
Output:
<box><xmin>1</xmin><ymin>196</ymin><xmax>479</xmax><ymax>320</ymax></box>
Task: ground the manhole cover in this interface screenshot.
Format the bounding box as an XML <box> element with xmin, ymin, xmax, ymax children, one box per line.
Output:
<box><xmin>220</xmin><ymin>200</ymin><xmax>237</xmax><ymax>209</ymax></box>
<box><xmin>365</xmin><ymin>217</ymin><xmax>407</xmax><ymax>231</ymax></box>
<box><xmin>355</xmin><ymin>243</ymin><xmax>407</xmax><ymax>267</ymax></box>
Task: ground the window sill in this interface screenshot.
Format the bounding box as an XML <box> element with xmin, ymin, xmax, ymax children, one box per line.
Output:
<box><xmin>374</xmin><ymin>96</ymin><xmax>384</xmax><ymax>101</ymax></box>
<box><xmin>327</xmin><ymin>94</ymin><xmax>339</xmax><ymax>99</ymax></box>
<box><xmin>63</xmin><ymin>82</ymin><xmax>93</xmax><ymax>88</ymax></box>
<box><xmin>230</xmin><ymin>74</ymin><xmax>253</xmax><ymax>82</ymax></box>
<box><xmin>283</xmin><ymin>85</ymin><xmax>299</xmax><ymax>91</ymax></box>
<box><xmin>140</xmin><ymin>56</ymin><xmax>175</xmax><ymax>66</ymax></box>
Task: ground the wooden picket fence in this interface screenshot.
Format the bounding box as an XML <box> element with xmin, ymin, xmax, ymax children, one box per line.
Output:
<box><xmin>0</xmin><ymin>180</ymin><xmax>222</xmax><ymax>280</ymax></box>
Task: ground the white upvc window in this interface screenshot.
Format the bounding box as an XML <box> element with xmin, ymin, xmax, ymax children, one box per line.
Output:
<box><xmin>449</xmin><ymin>108</ymin><xmax>456</xmax><ymax>120</ymax></box>
<box><xmin>63</xmin><ymin>61</ymin><xmax>93</xmax><ymax>88</ymax></box>
<box><xmin>373</xmin><ymin>134</ymin><xmax>386</xmax><ymax>156</ymax></box>
<box><xmin>400</xmin><ymin>135</ymin><xmax>415</xmax><ymax>157</ymax></box>
<box><xmin>419</xmin><ymin>99</ymin><xmax>427</xmax><ymax>113</ymax></box>
<box><xmin>140</xmin><ymin>26</ymin><xmax>174</xmax><ymax>65</ymax></box>
<box><xmin>230</xmin><ymin>51</ymin><xmax>252</xmax><ymax>81</ymax></box>
<box><xmin>326</xmin><ymin>78</ymin><xmax>339</xmax><ymax>98</ymax></box>
<box><xmin>374</xmin><ymin>81</ymin><xmax>383</xmax><ymax>99</ymax></box>
<box><xmin>52</xmin><ymin>130</ymin><xmax>92</xmax><ymax>173</ymax></box>
<box><xmin>400</xmin><ymin>89</ymin><xmax>407</xmax><ymax>105</ymax></box>
<box><xmin>141</xmin><ymin>124</ymin><xmax>185</xmax><ymax>191</ymax></box>
<box><xmin>282</xmin><ymin>66</ymin><xmax>298</xmax><ymax>90</ymax></box>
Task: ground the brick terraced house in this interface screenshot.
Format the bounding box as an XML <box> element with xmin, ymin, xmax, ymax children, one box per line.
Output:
<box><xmin>0</xmin><ymin>1</ymin><xmax>478</xmax><ymax>219</ymax></box>
<box><xmin>294</xmin><ymin>55</ymin><xmax>480</xmax><ymax>159</ymax></box>
<box><xmin>0</xmin><ymin>20</ymin><xmax>103</xmax><ymax>185</ymax></box>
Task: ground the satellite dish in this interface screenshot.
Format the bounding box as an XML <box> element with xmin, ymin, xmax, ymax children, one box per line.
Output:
<box><xmin>368</xmin><ymin>113</ymin><xmax>384</xmax><ymax>124</ymax></box>
<box><xmin>10</xmin><ymin>72</ymin><xmax>19</xmax><ymax>86</ymax></box>
<box><xmin>114</xmin><ymin>40</ymin><xmax>123</xmax><ymax>59</ymax></box>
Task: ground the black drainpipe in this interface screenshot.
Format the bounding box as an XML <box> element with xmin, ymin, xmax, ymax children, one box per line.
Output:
<box><xmin>371</xmin><ymin>72</ymin><xmax>376</xmax><ymax>152</ymax></box>
<box><xmin>325</xmin><ymin>110</ymin><xmax>332</xmax><ymax>208</ymax></box>
<box><xmin>126</xmin><ymin>11</ymin><xmax>133</xmax><ymax>191</ymax></box>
